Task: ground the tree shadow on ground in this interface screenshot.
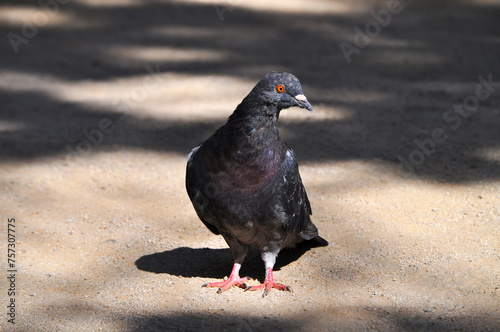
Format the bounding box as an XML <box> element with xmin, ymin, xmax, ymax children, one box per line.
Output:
<box><xmin>37</xmin><ymin>301</ymin><xmax>500</xmax><ymax>331</ymax></box>
<box><xmin>126</xmin><ymin>308</ymin><xmax>499</xmax><ymax>332</ymax></box>
<box><xmin>0</xmin><ymin>0</ymin><xmax>500</xmax><ymax>182</ymax></box>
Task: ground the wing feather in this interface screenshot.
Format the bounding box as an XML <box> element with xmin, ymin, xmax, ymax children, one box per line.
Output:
<box><xmin>280</xmin><ymin>148</ymin><xmax>316</xmax><ymax>238</ymax></box>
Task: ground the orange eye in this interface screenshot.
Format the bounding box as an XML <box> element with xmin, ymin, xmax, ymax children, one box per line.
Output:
<box><xmin>276</xmin><ymin>84</ymin><xmax>285</xmax><ymax>93</ymax></box>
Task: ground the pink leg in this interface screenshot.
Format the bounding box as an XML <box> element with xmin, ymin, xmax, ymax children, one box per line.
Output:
<box><xmin>245</xmin><ymin>267</ymin><xmax>293</xmax><ymax>297</ymax></box>
<box><xmin>202</xmin><ymin>263</ymin><xmax>248</xmax><ymax>293</ymax></box>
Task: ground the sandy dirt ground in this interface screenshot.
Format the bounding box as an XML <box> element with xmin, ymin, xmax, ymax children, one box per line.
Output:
<box><xmin>1</xmin><ymin>0</ymin><xmax>499</xmax><ymax>331</ymax></box>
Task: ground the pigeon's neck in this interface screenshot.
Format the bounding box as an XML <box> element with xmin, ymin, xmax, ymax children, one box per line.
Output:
<box><xmin>228</xmin><ymin>102</ymin><xmax>281</xmax><ymax>143</ymax></box>
<box><xmin>224</xmin><ymin>102</ymin><xmax>284</xmax><ymax>167</ymax></box>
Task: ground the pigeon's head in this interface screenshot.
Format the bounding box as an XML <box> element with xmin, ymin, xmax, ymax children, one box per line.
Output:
<box><xmin>253</xmin><ymin>72</ymin><xmax>313</xmax><ymax>112</ymax></box>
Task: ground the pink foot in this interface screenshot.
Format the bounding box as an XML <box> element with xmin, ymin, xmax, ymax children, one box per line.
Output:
<box><xmin>202</xmin><ymin>263</ymin><xmax>248</xmax><ymax>293</ymax></box>
<box><xmin>245</xmin><ymin>267</ymin><xmax>293</xmax><ymax>297</ymax></box>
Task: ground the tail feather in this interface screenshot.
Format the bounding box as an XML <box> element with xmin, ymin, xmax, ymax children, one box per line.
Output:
<box><xmin>299</xmin><ymin>221</ymin><xmax>319</xmax><ymax>240</ymax></box>
<box><xmin>310</xmin><ymin>235</ymin><xmax>328</xmax><ymax>247</ymax></box>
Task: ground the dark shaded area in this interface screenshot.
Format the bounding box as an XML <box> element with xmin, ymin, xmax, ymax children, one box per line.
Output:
<box><xmin>128</xmin><ymin>312</ymin><xmax>305</xmax><ymax>332</ymax></box>
<box><xmin>383</xmin><ymin>308</ymin><xmax>500</xmax><ymax>332</ymax></box>
<box><xmin>39</xmin><ymin>302</ymin><xmax>500</xmax><ymax>332</ymax></box>
<box><xmin>0</xmin><ymin>89</ymin><xmax>214</xmax><ymax>160</ymax></box>
<box><xmin>0</xmin><ymin>0</ymin><xmax>499</xmax><ymax>182</ymax></box>
<box><xmin>135</xmin><ymin>239</ymin><xmax>325</xmax><ymax>282</ymax></box>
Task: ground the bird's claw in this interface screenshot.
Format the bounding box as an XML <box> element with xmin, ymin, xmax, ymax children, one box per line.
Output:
<box><xmin>244</xmin><ymin>281</ymin><xmax>293</xmax><ymax>297</ymax></box>
<box><xmin>201</xmin><ymin>276</ymin><xmax>248</xmax><ymax>293</ymax></box>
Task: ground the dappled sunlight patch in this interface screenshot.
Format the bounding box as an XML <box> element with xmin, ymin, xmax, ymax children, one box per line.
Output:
<box><xmin>0</xmin><ymin>70</ymin><xmax>65</xmax><ymax>93</ymax></box>
<box><xmin>0</xmin><ymin>6</ymin><xmax>89</xmax><ymax>28</ymax></box>
<box><xmin>148</xmin><ymin>25</ymin><xmax>220</xmax><ymax>38</ymax></box>
<box><xmin>0</xmin><ymin>119</ymin><xmax>27</xmax><ymax>133</ymax></box>
<box><xmin>73</xmin><ymin>0</ymin><xmax>142</xmax><ymax>7</ymax></box>
<box><xmin>104</xmin><ymin>45</ymin><xmax>229</xmax><ymax>64</ymax></box>
<box><xmin>182</xmin><ymin>0</ymin><xmax>367</xmax><ymax>15</ymax></box>
<box><xmin>473</xmin><ymin>147</ymin><xmax>500</xmax><ymax>163</ymax></box>
<box><xmin>0</xmin><ymin>69</ymin><xmax>257</xmax><ymax>121</ymax></box>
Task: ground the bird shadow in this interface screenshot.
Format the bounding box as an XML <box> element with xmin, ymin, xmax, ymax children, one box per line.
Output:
<box><xmin>135</xmin><ymin>239</ymin><xmax>325</xmax><ymax>282</ymax></box>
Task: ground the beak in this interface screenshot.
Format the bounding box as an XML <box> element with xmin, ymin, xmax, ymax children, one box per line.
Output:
<box><xmin>294</xmin><ymin>94</ymin><xmax>313</xmax><ymax>112</ymax></box>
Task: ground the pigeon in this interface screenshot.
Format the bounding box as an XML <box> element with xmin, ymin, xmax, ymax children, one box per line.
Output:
<box><xmin>185</xmin><ymin>72</ymin><xmax>328</xmax><ymax>297</ymax></box>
